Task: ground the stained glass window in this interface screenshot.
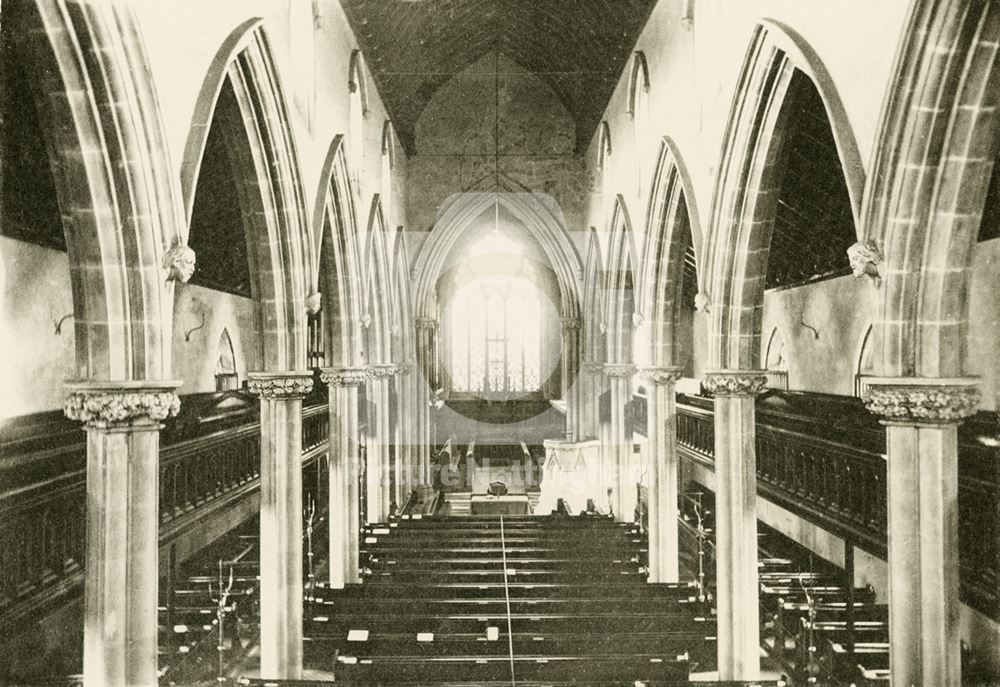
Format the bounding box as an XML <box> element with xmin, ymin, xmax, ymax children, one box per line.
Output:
<box><xmin>447</xmin><ymin>233</ymin><xmax>542</xmax><ymax>396</ymax></box>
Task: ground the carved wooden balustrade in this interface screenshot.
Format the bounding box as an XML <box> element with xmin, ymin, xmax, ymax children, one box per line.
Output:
<box><xmin>0</xmin><ymin>386</ymin><xmax>332</xmax><ymax>633</ymax></box>
<box><xmin>662</xmin><ymin>389</ymin><xmax>998</xmax><ymax>621</ymax></box>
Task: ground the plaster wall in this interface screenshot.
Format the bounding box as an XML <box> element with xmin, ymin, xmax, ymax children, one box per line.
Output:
<box><xmin>0</xmin><ymin>236</ymin><xmax>260</xmax><ymax>415</ymax></box>
<box><xmin>0</xmin><ymin>238</ymin><xmax>75</xmax><ymax>418</ymax></box>
<box><xmin>171</xmin><ymin>284</ymin><xmax>258</xmax><ymax>395</ymax></box>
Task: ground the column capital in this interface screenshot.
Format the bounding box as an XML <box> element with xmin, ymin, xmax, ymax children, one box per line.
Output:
<box><xmin>862</xmin><ymin>376</ymin><xmax>980</xmax><ymax>424</ymax></box>
<box><xmin>366</xmin><ymin>363</ymin><xmax>398</xmax><ymax>379</ymax></box>
<box><xmin>415</xmin><ymin>317</ymin><xmax>437</xmax><ymax>331</ymax></box>
<box><xmin>561</xmin><ymin>317</ymin><xmax>582</xmax><ymax>331</ymax></box>
<box><xmin>319</xmin><ymin>366</ymin><xmax>367</xmax><ymax>387</ymax></box>
<box><xmin>703</xmin><ymin>370</ymin><xmax>768</xmax><ymax>397</ymax></box>
<box><xmin>581</xmin><ymin>360</ymin><xmax>605</xmax><ymax>374</ymax></box>
<box><xmin>247</xmin><ymin>371</ymin><xmax>314</xmax><ymax>399</ymax></box>
<box><xmin>641</xmin><ymin>366</ymin><xmax>685</xmax><ymax>386</ymax></box>
<box><xmin>64</xmin><ymin>380</ymin><xmax>182</xmax><ymax>429</ymax></box>
<box><xmin>396</xmin><ymin>362</ymin><xmax>415</xmax><ymax>375</ymax></box>
<box><xmin>603</xmin><ymin>363</ymin><xmax>637</xmax><ymax>378</ymax></box>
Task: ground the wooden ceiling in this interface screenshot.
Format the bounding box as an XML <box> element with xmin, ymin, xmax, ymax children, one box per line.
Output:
<box><xmin>339</xmin><ymin>0</ymin><xmax>658</xmax><ymax>153</ymax></box>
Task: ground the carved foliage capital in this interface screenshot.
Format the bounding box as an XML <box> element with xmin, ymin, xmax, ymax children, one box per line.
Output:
<box><xmin>415</xmin><ymin>317</ymin><xmax>437</xmax><ymax>331</ymax></box>
<box><xmin>603</xmin><ymin>363</ymin><xmax>637</xmax><ymax>379</ymax></box>
<box><xmin>561</xmin><ymin>317</ymin><xmax>582</xmax><ymax>332</ymax></box>
<box><xmin>862</xmin><ymin>377</ymin><xmax>981</xmax><ymax>423</ymax></box>
<box><xmin>367</xmin><ymin>363</ymin><xmax>398</xmax><ymax>380</ymax></box>
<box><xmin>319</xmin><ymin>367</ymin><xmax>367</xmax><ymax>387</ymax></box>
<box><xmin>703</xmin><ymin>370</ymin><xmax>768</xmax><ymax>396</ymax></box>
<box><xmin>64</xmin><ymin>381</ymin><xmax>181</xmax><ymax>428</ymax></box>
<box><xmin>641</xmin><ymin>366</ymin><xmax>685</xmax><ymax>386</ymax></box>
<box><xmin>581</xmin><ymin>361</ymin><xmax>605</xmax><ymax>374</ymax></box>
<box><xmin>247</xmin><ymin>372</ymin><xmax>314</xmax><ymax>399</ymax></box>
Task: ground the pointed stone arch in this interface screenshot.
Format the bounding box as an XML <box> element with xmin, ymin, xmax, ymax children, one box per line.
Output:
<box><xmin>861</xmin><ymin>2</ymin><xmax>1000</xmax><ymax>379</ymax></box>
<box><xmin>180</xmin><ymin>19</ymin><xmax>310</xmax><ymax>372</ymax></box>
<box><xmin>391</xmin><ymin>230</ymin><xmax>415</xmax><ymax>364</ymax></box>
<box><xmin>363</xmin><ymin>196</ymin><xmax>394</xmax><ymax>365</ymax></box>
<box><xmin>604</xmin><ymin>195</ymin><xmax>639</xmax><ymax>364</ymax></box>
<box><xmin>639</xmin><ymin>137</ymin><xmax>704</xmax><ymax>367</ymax></box>
<box><xmin>412</xmin><ymin>179</ymin><xmax>583</xmax><ymax>321</ymax></box>
<box><xmin>583</xmin><ymin>228</ymin><xmax>608</xmax><ymax>366</ymax></box>
<box><xmin>704</xmin><ymin>21</ymin><xmax>864</xmax><ymax>370</ymax></box>
<box><xmin>12</xmin><ymin>0</ymin><xmax>186</xmax><ymax>382</ymax></box>
<box><xmin>314</xmin><ymin>136</ymin><xmax>364</xmax><ymax>368</ymax></box>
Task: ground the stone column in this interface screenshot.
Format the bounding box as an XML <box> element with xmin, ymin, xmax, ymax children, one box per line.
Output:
<box><xmin>396</xmin><ymin>362</ymin><xmax>415</xmax><ymax>502</ymax></box>
<box><xmin>604</xmin><ymin>363</ymin><xmax>636</xmax><ymax>521</ymax></box>
<box><xmin>863</xmin><ymin>378</ymin><xmax>979</xmax><ymax>687</ymax></box>
<box><xmin>415</xmin><ymin>317</ymin><xmax>437</xmax><ymax>485</ymax></box>
<box><xmin>65</xmin><ymin>381</ymin><xmax>180</xmax><ymax>687</ymax></box>
<box><xmin>320</xmin><ymin>367</ymin><xmax>367</xmax><ymax>588</ymax></box>
<box><xmin>704</xmin><ymin>370</ymin><xmax>767</xmax><ymax>681</ymax></box>
<box><xmin>580</xmin><ymin>361</ymin><xmax>603</xmax><ymax>440</ymax></box>
<box><xmin>561</xmin><ymin>318</ymin><xmax>582</xmax><ymax>441</ymax></box>
<box><xmin>247</xmin><ymin>371</ymin><xmax>314</xmax><ymax>679</ymax></box>
<box><xmin>366</xmin><ymin>364</ymin><xmax>396</xmax><ymax>522</ymax></box>
<box><xmin>641</xmin><ymin>366</ymin><xmax>685</xmax><ymax>583</ymax></box>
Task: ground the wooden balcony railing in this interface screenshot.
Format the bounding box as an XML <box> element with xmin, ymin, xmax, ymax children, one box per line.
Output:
<box><xmin>670</xmin><ymin>389</ymin><xmax>1000</xmax><ymax>621</ymax></box>
<box><xmin>0</xmin><ymin>388</ymin><xmax>331</xmax><ymax>632</ymax></box>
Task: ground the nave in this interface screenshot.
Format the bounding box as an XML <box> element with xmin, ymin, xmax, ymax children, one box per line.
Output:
<box><xmin>2</xmin><ymin>1</ymin><xmax>1000</xmax><ymax>686</ymax></box>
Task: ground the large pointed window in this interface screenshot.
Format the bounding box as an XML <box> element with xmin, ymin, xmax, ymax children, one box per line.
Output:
<box><xmin>448</xmin><ymin>232</ymin><xmax>542</xmax><ymax>396</ymax></box>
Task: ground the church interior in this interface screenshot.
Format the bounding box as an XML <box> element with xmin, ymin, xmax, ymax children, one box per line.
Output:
<box><xmin>1</xmin><ymin>1</ymin><xmax>999</xmax><ymax>686</ymax></box>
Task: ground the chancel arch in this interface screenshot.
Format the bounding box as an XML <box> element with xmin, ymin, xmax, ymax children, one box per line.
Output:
<box><xmin>412</xmin><ymin>180</ymin><xmax>583</xmax><ymax>323</ymax></box>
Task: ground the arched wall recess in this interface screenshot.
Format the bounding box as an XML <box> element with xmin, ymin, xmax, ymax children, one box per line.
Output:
<box><xmin>703</xmin><ymin>21</ymin><xmax>865</xmax><ymax>371</ymax></box>
<box><xmin>764</xmin><ymin>327</ymin><xmax>789</xmax><ymax>390</ymax></box>
<box><xmin>854</xmin><ymin>323</ymin><xmax>876</xmax><ymax>397</ymax></box>
<box><xmin>180</xmin><ymin>20</ymin><xmax>311</xmax><ymax>372</ymax></box>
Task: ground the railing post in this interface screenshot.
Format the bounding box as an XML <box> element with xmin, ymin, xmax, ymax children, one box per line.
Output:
<box><xmin>641</xmin><ymin>367</ymin><xmax>684</xmax><ymax>583</ymax></box>
<box><xmin>863</xmin><ymin>377</ymin><xmax>980</xmax><ymax>687</ymax></box>
<box><xmin>247</xmin><ymin>371</ymin><xmax>314</xmax><ymax>680</ymax></box>
<box><xmin>703</xmin><ymin>370</ymin><xmax>767</xmax><ymax>681</ymax></box>
<box><xmin>64</xmin><ymin>380</ymin><xmax>181</xmax><ymax>687</ymax></box>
